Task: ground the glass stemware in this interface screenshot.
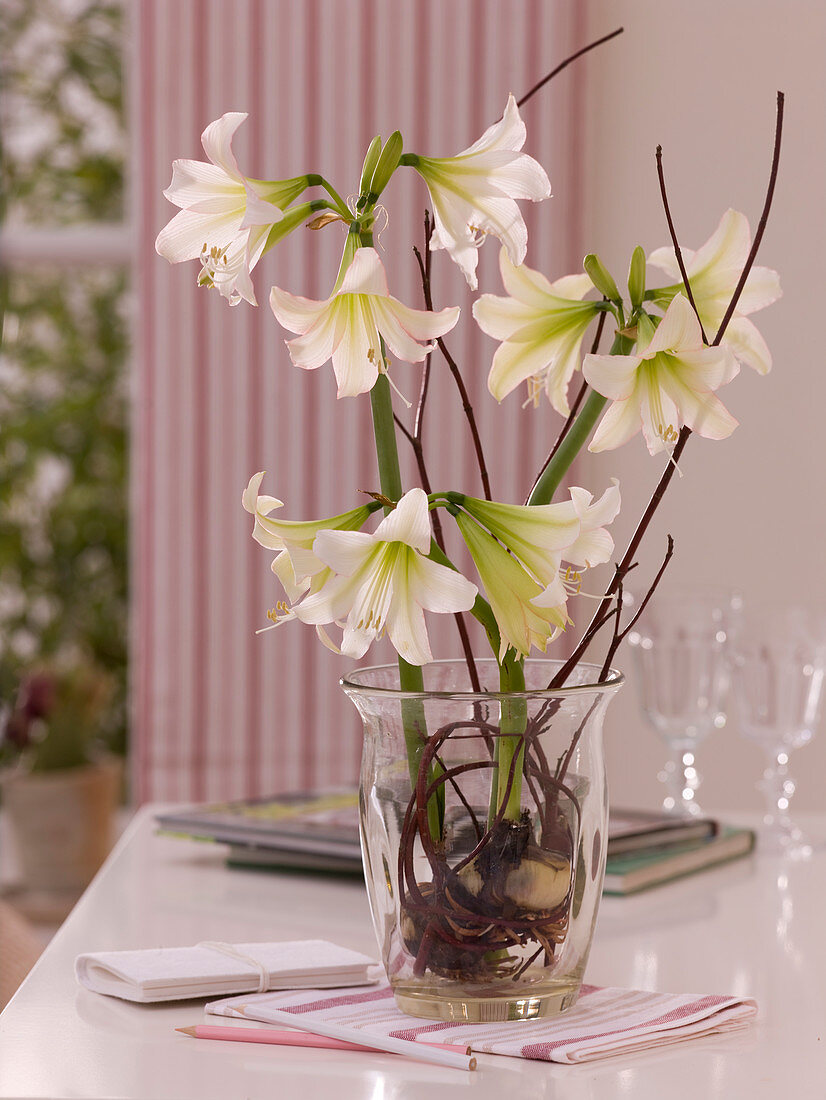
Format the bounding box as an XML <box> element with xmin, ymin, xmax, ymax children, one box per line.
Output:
<box><xmin>628</xmin><ymin>588</ymin><xmax>742</xmax><ymax>817</ymax></box>
<box><xmin>729</xmin><ymin>609</ymin><xmax>826</xmax><ymax>856</ymax></box>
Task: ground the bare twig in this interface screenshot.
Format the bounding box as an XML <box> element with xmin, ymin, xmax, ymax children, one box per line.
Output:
<box><xmin>655</xmin><ymin>146</ymin><xmax>708</xmax><ymax>344</ymax></box>
<box><xmin>598</xmin><ymin>535</ymin><xmax>674</xmax><ymax>682</ymax></box>
<box><xmin>712</xmin><ymin>91</ymin><xmax>785</xmax><ymax>346</ymax></box>
<box><xmin>413</xmin><ymin>232</ymin><xmax>493</xmax><ymax>500</ymax></box>
<box><xmin>517</xmin><ymin>28</ymin><xmax>625</xmax><ymax>108</ymax></box>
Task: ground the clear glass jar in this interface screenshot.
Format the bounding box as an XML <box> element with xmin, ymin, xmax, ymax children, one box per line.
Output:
<box><xmin>342</xmin><ymin>659</ymin><xmax>623</xmax><ymax>1022</ymax></box>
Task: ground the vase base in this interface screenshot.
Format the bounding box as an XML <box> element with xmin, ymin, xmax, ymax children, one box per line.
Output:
<box><xmin>393</xmin><ymin>980</ymin><xmax>581</xmax><ymax>1022</ymax></box>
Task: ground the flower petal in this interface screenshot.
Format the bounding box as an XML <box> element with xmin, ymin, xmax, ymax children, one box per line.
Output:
<box><xmin>722</xmin><ymin>315</ymin><xmax>772</xmax><ymax>375</ymax></box>
<box><xmin>487</xmin><ymin>332</ymin><xmax>565</xmax><ymax>403</ymax></box>
<box><xmin>282</xmin><ymin>305</ymin><xmax>341</xmax><ymax>372</ymax></box>
<box><xmin>329</xmin><ymin>298</ymin><xmax>380</xmax><ymax>397</ymax></box>
<box><xmin>269</xmin><ymin>285</ymin><xmax>330</xmax><ymax>335</ymax></box>
<box><xmin>162</xmin><ymin>158</ymin><xmax>242</xmax><ymax>209</ymax></box>
<box><xmin>731</xmin><ymin>265</ymin><xmax>783</xmax><ymax>318</ymax></box>
<box><xmin>582</xmin><ymin>352</ymin><xmax>641</xmax><ymax>401</ymax></box>
<box><xmin>464</xmin><ymin>94</ymin><xmax>526</xmax><ymax>156</ymax></box>
<box><xmin>155</xmin><ymin>208</ymin><xmax>243</xmax><ymax>263</ymax></box>
<box><xmin>312</xmin><ymin>529</ymin><xmax>376</xmax><ymax>577</ymax></box>
<box><xmin>374</xmin><ymin>488</ymin><xmax>432</xmax><ymax>554</ymax></box>
<box><xmin>644</xmin><ymin>294</ymin><xmax>704</xmax><ymax>356</ymax></box>
<box><xmin>338</xmin><ymin>248</ymin><xmax>390</xmax><ymax>297</ymax></box>
<box><xmin>385</xmin><ymin>589</ymin><xmax>433</xmax><ymax>666</ymax></box>
<box><xmin>407</xmin><ymin>553</ymin><xmax>478</xmax><ymax>613</ymax></box>
<box><xmin>473</xmin><ymin>293</ymin><xmax>539</xmax><ymax>341</ymax></box>
<box><xmin>200</xmin><ymin>111</ymin><xmax>248</xmax><ymax>180</ymax></box>
<box><xmin>588</xmin><ymin>396</ymin><xmax>642</xmax><ymax>453</ymax></box>
<box><xmin>659</xmin><ymin>369</ymin><xmax>739</xmax><ymax>442</ymax></box>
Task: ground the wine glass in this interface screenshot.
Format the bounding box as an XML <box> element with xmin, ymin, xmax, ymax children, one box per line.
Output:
<box><xmin>729</xmin><ymin>608</ymin><xmax>826</xmax><ymax>857</ymax></box>
<box><xmin>627</xmin><ymin>587</ymin><xmax>742</xmax><ymax>817</ymax></box>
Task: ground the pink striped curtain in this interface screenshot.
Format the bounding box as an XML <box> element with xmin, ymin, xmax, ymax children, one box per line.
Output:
<box><xmin>133</xmin><ymin>0</ymin><xmax>587</xmax><ymax>803</ymax></box>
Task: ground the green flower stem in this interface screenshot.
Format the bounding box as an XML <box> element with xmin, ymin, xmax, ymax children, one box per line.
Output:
<box><xmin>425</xmin><ymin>533</ymin><xmax>526</xmax><ymax>825</ymax></box>
<box><xmin>369</xmin><ymin>348</ymin><xmax>443</xmax><ymax>840</ymax></box>
<box><xmin>307</xmin><ymin>173</ymin><xmax>350</xmax><ymax>218</ymax></box>
<box><xmin>494</xmin><ymin>656</ymin><xmax>527</xmax><ymax>825</ymax></box>
<box><xmin>527</xmin><ymin>332</ymin><xmax>632</xmax><ymax>506</ymax></box>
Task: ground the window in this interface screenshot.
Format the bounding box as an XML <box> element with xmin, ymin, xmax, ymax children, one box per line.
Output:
<box><xmin>0</xmin><ymin>0</ymin><xmax>129</xmax><ymax>754</ymax></box>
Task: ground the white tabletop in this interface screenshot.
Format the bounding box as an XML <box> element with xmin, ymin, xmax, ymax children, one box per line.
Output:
<box><xmin>1</xmin><ymin>805</ymin><xmax>824</xmax><ymax>1099</ymax></box>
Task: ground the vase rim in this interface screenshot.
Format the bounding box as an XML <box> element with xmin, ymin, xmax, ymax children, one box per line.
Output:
<box><xmin>341</xmin><ymin>657</ymin><xmax>624</xmax><ymax>699</ymax></box>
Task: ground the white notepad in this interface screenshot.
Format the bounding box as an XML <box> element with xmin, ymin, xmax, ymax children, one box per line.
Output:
<box><xmin>75</xmin><ymin>939</ymin><xmax>376</xmax><ymax>1003</ymax></box>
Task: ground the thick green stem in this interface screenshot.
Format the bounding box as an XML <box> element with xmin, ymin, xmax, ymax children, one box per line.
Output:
<box><xmin>493</xmin><ymin>656</ymin><xmax>527</xmax><ymax>825</ymax></box>
<box><xmin>369</xmin><ymin>370</ymin><xmax>443</xmax><ymax>838</ymax></box>
<box><xmin>527</xmin><ymin>332</ymin><xmax>632</xmax><ymax>506</ymax></box>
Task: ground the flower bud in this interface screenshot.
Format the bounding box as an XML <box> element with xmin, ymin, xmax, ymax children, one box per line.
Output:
<box><xmin>369</xmin><ymin>130</ymin><xmax>403</xmax><ymax>199</ymax></box>
<box><xmin>627</xmin><ymin>245</ymin><xmax>646</xmax><ymax>309</ymax></box>
<box><xmin>359</xmin><ymin>135</ymin><xmax>383</xmax><ymax>197</ymax></box>
<box><xmin>583</xmin><ymin>253</ymin><xmax>621</xmax><ymax>303</ymax></box>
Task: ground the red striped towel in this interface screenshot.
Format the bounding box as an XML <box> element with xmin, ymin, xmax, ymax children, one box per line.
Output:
<box><xmin>206</xmin><ymin>980</ymin><xmax>757</xmax><ymax>1065</ymax></box>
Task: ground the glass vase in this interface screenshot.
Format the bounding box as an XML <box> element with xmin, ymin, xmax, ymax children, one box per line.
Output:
<box><xmin>342</xmin><ymin>658</ymin><xmax>623</xmax><ymax>1022</ymax></box>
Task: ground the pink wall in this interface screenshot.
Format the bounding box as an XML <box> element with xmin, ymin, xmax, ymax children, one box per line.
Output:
<box><xmin>132</xmin><ymin>0</ymin><xmax>591</xmax><ymax>802</ymax></box>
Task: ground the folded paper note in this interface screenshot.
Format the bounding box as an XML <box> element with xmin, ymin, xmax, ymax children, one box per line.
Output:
<box><xmin>207</xmin><ymin>980</ymin><xmax>758</xmax><ymax>1065</ymax></box>
<box><xmin>75</xmin><ymin>939</ymin><xmax>376</xmax><ymax>1003</ymax></box>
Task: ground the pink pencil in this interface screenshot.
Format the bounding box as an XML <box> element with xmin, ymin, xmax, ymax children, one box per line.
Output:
<box><xmin>177</xmin><ymin>1024</ymin><xmax>475</xmax><ymax>1064</ymax></box>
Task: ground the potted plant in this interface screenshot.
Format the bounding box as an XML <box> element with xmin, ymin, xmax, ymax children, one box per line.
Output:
<box><xmin>0</xmin><ymin>659</ymin><xmax>121</xmax><ymax>896</ymax></box>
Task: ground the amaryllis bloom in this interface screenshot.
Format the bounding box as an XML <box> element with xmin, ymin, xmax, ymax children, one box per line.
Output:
<box><xmin>405</xmin><ymin>95</ymin><xmax>551</xmax><ymax>290</ymax></box>
<box><xmin>473</xmin><ymin>248</ymin><xmax>601</xmax><ymax>414</ymax></box>
<box><xmin>294</xmin><ymin>488</ymin><xmax>477</xmax><ymax>665</ymax></box>
<box><xmin>455</xmin><ymin>511</ymin><xmax>568</xmax><ymax>660</ymax></box>
<box><xmin>648</xmin><ymin>208</ymin><xmax>782</xmax><ymax>375</ymax></box>
<box><xmin>583</xmin><ymin>294</ymin><xmax>739</xmax><ymax>456</ymax></box>
<box><xmin>156</xmin><ymin>112</ymin><xmax>308</xmax><ymax>306</ymax></box>
<box><xmin>269</xmin><ymin>248</ymin><xmax>460</xmax><ymax>398</ymax></box>
<box><xmin>563</xmin><ymin>480</ymin><xmax>621</xmax><ymax>569</ymax></box>
<box><xmin>242</xmin><ymin>472</ymin><xmax>377</xmax><ymax>602</ymax></box>
<box><xmin>453</xmin><ymin>493</ymin><xmax>579</xmax><ymax>591</ymax></box>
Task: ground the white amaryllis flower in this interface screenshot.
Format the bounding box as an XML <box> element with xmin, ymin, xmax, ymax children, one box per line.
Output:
<box><xmin>294</xmin><ymin>488</ymin><xmax>477</xmax><ymax>665</ymax></box>
<box><xmin>156</xmin><ymin>112</ymin><xmax>307</xmax><ymax>306</ymax></box>
<box><xmin>648</xmin><ymin>208</ymin><xmax>782</xmax><ymax>375</ymax></box>
<box><xmin>583</xmin><ymin>294</ymin><xmax>739</xmax><ymax>456</ymax></box>
<box><xmin>269</xmin><ymin>248</ymin><xmax>460</xmax><ymax>398</ymax></box>
<box><xmin>473</xmin><ymin>248</ymin><xmax>600</xmax><ymax>414</ymax></box>
<box><xmin>453</xmin><ymin>494</ymin><xmax>579</xmax><ymax>591</ymax></box>
<box><xmin>455</xmin><ymin>511</ymin><xmax>569</xmax><ymax>660</ymax></box>
<box><xmin>242</xmin><ymin>472</ymin><xmax>377</xmax><ymax>602</ymax></box>
<box><xmin>406</xmin><ymin>95</ymin><xmax>551</xmax><ymax>290</ymax></box>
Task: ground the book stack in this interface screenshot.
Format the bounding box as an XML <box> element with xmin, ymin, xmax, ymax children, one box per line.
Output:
<box><xmin>603</xmin><ymin>809</ymin><xmax>755</xmax><ymax>895</ymax></box>
<box><xmin>156</xmin><ymin>795</ymin><xmax>755</xmax><ymax>896</ymax></box>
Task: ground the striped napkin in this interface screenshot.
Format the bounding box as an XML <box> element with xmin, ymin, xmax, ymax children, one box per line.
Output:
<box><xmin>207</xmin><ymin>980</ymin><xmax>757</xmax><ymax>1065</ymax></box>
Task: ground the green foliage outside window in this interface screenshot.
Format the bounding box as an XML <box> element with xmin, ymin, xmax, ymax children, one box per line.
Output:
<box><xmin>0</xmin><ymin>0</ymin><xmax>128</xmax><ymax>759</ymax></box>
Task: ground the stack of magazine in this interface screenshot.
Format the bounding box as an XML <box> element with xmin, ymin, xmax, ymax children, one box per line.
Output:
<box><xmin>156</xmin><ymin>793</ymin><xmax>755</xmax><ymax>896</ymax></box>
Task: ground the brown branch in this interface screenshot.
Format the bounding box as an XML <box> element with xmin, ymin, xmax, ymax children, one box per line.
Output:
<box><xmin>517</xmin><ymin>27</ymin><xmax>625</xmax><ymax>108</ymax></box>
<box><xmin>712</xmin><ymin>91</ymin><xmax>785</xmax><ymax>346</ymax></box>
<box><xmin>598</xmin><ymin>534</ymin><xmax>674</xmax><ymax>682</ymax></box>
<box><xmin>655</xmin><ymin>146</ymin><xmax>708</xmax><ymax>344</ymax></box>
<box><xmin>413</xmin><ymin>233</ymin><xmax>493</xmax><ymax>500</ymax></box>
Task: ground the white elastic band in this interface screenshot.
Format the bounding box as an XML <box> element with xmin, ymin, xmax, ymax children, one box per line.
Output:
<box><xmin>197</xmin><ymin>941</ymin><xmax>271</xmax><ymax>993</ymax></box>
